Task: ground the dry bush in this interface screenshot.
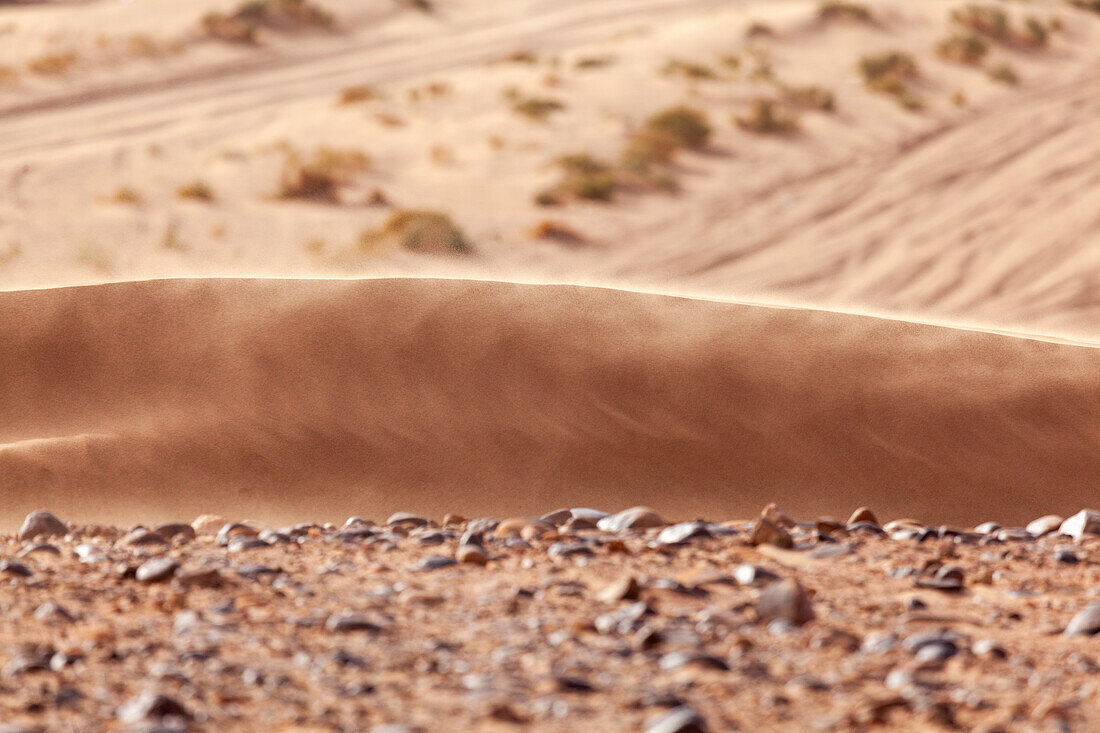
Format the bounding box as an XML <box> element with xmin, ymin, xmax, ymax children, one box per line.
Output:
<box><xmin>202</xmin><ymin>0</ymin><xmax>333</xmax><ymax>43</ymax></box>
<box><xmin>1018</xmin><ymin>17</ymin><xmax>1049</xmax><ymax>48</ymax></box>
<box><xmin>501</xmin><ymin>50</ymin><xmax>537</xmax><ymax>64</ymax></box>
<box><xmin>817</xmin><ymin>1</ymin><xmax>873</xmax><ymax>22</ymax></box>
<box><xmin>108</xmin><ymin>187</ymin><xmax>143</xmax><ymax>205</ymax></box>
<box><xmin>536</xmin><ymin>154</ymin><xmax>617</xmax><ymax>206</ymax></box>
<box><xmin>780</xmin><ymin>84</ymin><xmax>836</xmax><ymax>112</ymax></box>
<box><xmin>746</xmin><ymin>22</ymin><xmax>774</xmax><ymax>38</ymax></box>
<box><xmin>529</xmin><ymin>220</ymin><xmax>586</xmax><ymax>246</ymax></box>
<box><xmin>359</xmin><ymin>210</ymin><xmax>472</xmax><ymax>255</ymax></box>
<box><xmin>951</xmin><ymin>5</ymin><xmax>1010</xmax><ymax>41</ymax></box>
<box><xmin>660</xmin><ymin>59</ymin><xmax>716</xmax><ymax>80</ymax></box>
<box><xmin>719</xmin><ymin>54</ymin><xmax>741</xmax><ymax>72</ymax></box>
<box><xmin>619</xmin><ymin>129</ymin><xmax>679</xmax><ymax>174</ymax></box>
<box><xmin>860</xmin><ymin>51</ymin><xmax>922</xmax><ymax>110</ymax></box>
<box><xmin>1069</xmin><ymin>0</ymin><xmax>1100</xmax><ymax>12</ymax></box>
<box><xmin>512</xmin><ymin>96</ymin><xmax>565</xmax><ymax>120</ymax></box>
<box><xmin>339</xmin><ymin>85</ymin><xmax>378</xmax><ymax>105</ymax></box>
<box><xmin>988</xmin><ymin>63</ymin><xmax>1018</xmax><ymax>85</ymax></box>
<box><xmin>575</xmin><ymin>56</ymin><xmax>614</xmax><ymax>70</ymax></box>
<box><xmin>278</xmin><ymin>147</ymin><xmax>369</xmax><ymax>202</ymax></box>
<box><xmin>936</xmin><ymin>33</ymin><xmax>989</xmax><ymax>65</ymax></box>
<box><xmin>177</xmin><ymin>180</ymin><xmax>216</xmax><ymax>202</ymax></box>
<box><xmin>27</xmin><ymin>51</ymin><xmax>79</xmax><ymax>75</ymax></box>
<box><xmin>643</xmin><ymin>106</ymin><xmax>711</xmax><ymax>149</ymax></box>
<box><xmin>735</xmin><ymin>99</ymin><xmax>799</xmax><ymax>134</ymax></box>
<box><xmin>0</xmin><ymin>65</ymin><xmax>17</xmax><ymax>86</ymax></box>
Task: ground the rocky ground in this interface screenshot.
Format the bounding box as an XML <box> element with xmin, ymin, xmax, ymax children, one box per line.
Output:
<box><xmin>3</xmin><ymin>504</ymin><xmax>1100</xmax><ymax>732</ymax></box>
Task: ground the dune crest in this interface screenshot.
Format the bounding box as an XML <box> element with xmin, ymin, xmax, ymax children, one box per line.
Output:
<box><xmin>1</xmin><ymin>277</ymin><xmax>1097</xmax><ymax>528</ymax></box>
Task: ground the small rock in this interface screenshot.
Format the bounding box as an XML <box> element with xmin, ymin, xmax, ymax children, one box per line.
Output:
<box><xmin>756</xmin><ymin>579</ymin><xmax>814</xmax><ymax>626</ymax></box>
<box><xmin>153</xmin><ymin>523</ymin><xmax>197</xmax><ymax>543</ymax></box>
<box><xmin>655</xmin><ymin>522</ymin><xmax>711</xmax><ymax>546</ymax></box>
<box><xmin>1026</xmin><ymin>515</ymin><xmax>1064</xmax><ymax>537</ymax></box>
<box><xmin>1064</xmin><ymin>602</ymin><xmax>1100</xmax><ymax>636</ymax></box>
<box><xmin>18</xmin><ymin>510</ymin><xmax>67</xmax><ymax>542</ymax></box>
<box><xmin>120</xmin><ymin>527</ymin><xmax>169</xmax><ymax>548</ymax></box>
<box><xmin>456</xmin><ymin>544</ymin><xmax>488</xmax><ymax>565</ymax></box>
<box><xmin>658</xmin><ymin>651</ymin><xmax>729</xmax><ymax>671</ymax></box>
<box><xmin>598</xmin><ymin>507</ymin><xmax>665</xmax><ymax>532</ymax></box>
<box><xmin>548</xmin><ymin>542</ymin><xmax>595</xmax><ymax>558</ymax></box>
<box><xmin>847</xmin><ymin>507</ymin><xmax>878</xmax><ymax>526</ymax></box>
<box><xmin>215</xmin><ymin>522</ymin><xmax>258</xmax><ymax>546</ymax></box>
<box><xmin>1060</xmin><ymin>510</ymin><xmax>1100</xmax><ymax>540</ymax></box>
<box><xmin>386</xmin><ymin>512</ymin><xmax>428</xmax><ymax>528</ymax></box>
<box><xmin>227</xmin><ymin>536</ymin><xmax>270</xmax><ymax>552</ymax></box>
<box><xmin>0</xmin><ymin>561</ymin><xmax>33</xmax><ymax>577</ymax></box>
<box><xmin>914</xmin><ymin>565</ymin><xmax>964</xmax><ymax>592</ymax></box>
<box><xmin>733</xmin><ymin>563</ymin><xmax>779</xmax><ymax>587</ymax></box>
<box><xmin>539</xmin><ymin>508</ymin><xmax>574</xmax><ymax>526</ymax></box>
<box><xmin>116</xmin><ymin>691</ymin><xmax>191</xmax><ymax>722</ymax></box>
<box><xmin>554</xmin><ymin>675</ymin><xmax>595</xmax><ymax>693</ymax></box>
<box><xmin>973</xmin><ymin>639</ymin><xmax>1007</xmax><ymax>659</ymax></box>
<box><xmin>974</xmin><ymin>521</ymin><xmax>1002</xmax><ymax>535</ymax></box>
<box><xmin>646</xmin><ymin>705</ymin><xmax>708</xmax><ymax>733</ymax></box>
<box><xmin>416</xmin><ymin>555</ymin><xmax>458</xmax><ymax>571</ymax></box>
<box><xmin>191</xmin><ymin>514</ymin><xmax>227</xmax><ymax>535</ymax></box>
<box><xmin>1055</xmin><ymin>549</ymin><xmax>1080</xmax><ymax>564</ymax></box>
<box><xmin>33</xmin><ymin>602</ymin><xmax>75</xmax><ymax>622</ymax></box>
<box><xmin>135</xmin><ymin>558</ymin><xmax>180</xmax><ymax>583</ymax></box>
<box><xmin>326</xmin><ymin>613</ymin><xmax>383</xmax><ymax>633</ymax></box>
<box><xmin>17</xmin><ymin>543</ymin><xmax>60</xmax><ymax>558</ymax></box>
<box><xmin>570</xmin><ymin>507</ymin><xmax>610</xmax><ymax>523</ymax></box>
<box><xmin>749</xmin><ymin>518</ymin><xmax>792</xmax><ymax>549</ymax></box>
<box><xmin>597</xmin><ymin>575</ymin><xmax>641</xmax><ymax>602</ymax></box>
<box><xmin>761</xmin><ymin>502</ymin><xmax>796</xmax><ymax>528</ymax></box>
<box><xmin>175</xmin><ymin>567</ymin><xmax>224</xmax><ymax>588</ymax></box>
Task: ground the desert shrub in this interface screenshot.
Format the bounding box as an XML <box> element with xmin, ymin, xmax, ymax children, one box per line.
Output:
<box><xmin>746</xmin><ymin>22</ymin><xmax>774</xmax><ymax>38</ymax></box>
<box><xmin>817</xmin><ymin>1</ymin><xmax>872</xmax><ymax>22</ymax></box>
<box><xmin>575</xmin><ymin>56</ymin><xmax>614</xmax><ymax>69</ymax></box>
<box><xmin>177</xmin><ymin>180</ymin><xmax>216</xmax><ymax>202</ymax></box>
<box><xmin>27</xmin><ymin>51</ymin><xmax>79</xmax><ymax>75</ymax></box>
<box><xmin>619</xmin><ymin>129</ymin><xmax>679</xmax><ymax>174</ymax></box>
<box><xmin>339</xmin><ymin>85</ymin><xmax>378</xmax><ymax>104</ymax></box>
<box><xmin>397</xmin><ymin>0</ymin><xmax>432</xmax><ymax>10</ymax></box>
<box><xmin>951</xmin><ymin>90</ymin><xmax>967</xmax><ymax>107</ymax></box>
<box><xmin>360</xmin><ymin>210</ymin><xmax>472</xmax><ymax>255</ymax></box>
<box><xmin>735</xmin><ymin>99</ymin><xmax>799</xmax><ymax>134</ymax></box>
<box><xmin>529</xmin><ymin>220</ymin><xmax>586</xmax><ymax>245</ymax></box>
<box><xmin>512</xmin><ymin>96</ymin><xmax>565</xmax><ymax>120</ymax></box>
<box><xmin>1018</xmin><ymin>17</ymin><xmax>1049</xmax><ymax>47</ymax></box>
<box><xmin>936</xmin><ymin>33</ymin><xmax>989</xmax><ymax>64</ymax></box>
<box><xmin>0</xmin><ymin>65</ymin><xmax>17</xmax><ymax>85</ymax></box>
<box><xmin>536</xmin><ymin>154</ymin><xmax>617</xmax><ymax>205</ymax></box>
<box><xmin>660</xmin><ymin>59</ymin><xmax>716</xmax><ymax>80</ymax></box>
<box><xmin>1069</xmin><ymin>0</ymin><xmax>1100</xmax><ymax>13</ymax></box>
<box><xmin>109</xmin><ymin>187</ymin><xmax>143</xmax><ymax>205</ymax></box>
<box><xmin>860</xmin><ymin>51</ymin><xmax>922</xmax><ymax>109</ymax></box>
<box><xmin>502</xmin><ymin>50</ymin><xmax>537</xmax><ymax>64</ymax></box>
<box><xmin>202</xmin><ymin>0</ymin><xmax>333</xmax><ymax>43</ymax></box>
<box><xmin>988</xmin><ymin>63</ymin><xmax>1018</xmax><ymax>85</ymax></box>
<box><xmin>719</xmin><ymin>54</ymin><xmax>741</xmax><ymax>72</ymax></box>
<box><xmin>951</xmin><ymin>5</ymin><xmax>1010</xmax><ymax>41</ymax></box>
<box><xmin>278</xmin><ymin>147</ymin><xmax>369</xmax><ymax>202</ymax></box>
<box><xmin>781</xmin><ymin>84</ymin><xmax>836</xmax><ymax>112</ymax></box>
<box><xmin>643</xmin><ymin>106</ymin><xmax>711</xmax><ymax>149</ymax></box>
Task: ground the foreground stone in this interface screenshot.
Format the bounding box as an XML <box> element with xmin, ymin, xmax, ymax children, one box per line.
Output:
<box><xmin>0</xmin><ymin>504</ymin><xmax>1096</xmax><ymax>730</ymax></box>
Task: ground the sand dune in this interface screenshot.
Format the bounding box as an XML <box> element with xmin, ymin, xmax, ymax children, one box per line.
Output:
<box><xmin>2</xmin><ymin>277</ymin><xmax>1097</xmax><ymax>528</ymax></box>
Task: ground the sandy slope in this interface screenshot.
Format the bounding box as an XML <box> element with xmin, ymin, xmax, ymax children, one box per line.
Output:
<box><xmin>1</xmin><ymin>277</ymin><xmax>1097</xmax><ymax>528</ymax></box>
<box><xmin>0</xmin><ymin>0</ymin><xmax>1099</xmax><ymax>338</ymax></box>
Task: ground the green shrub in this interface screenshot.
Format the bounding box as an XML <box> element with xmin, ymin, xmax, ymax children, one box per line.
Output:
<box><xmin>360</xmin><ymin>210</ymin><xmax>472</xmax><ymax>255</ymax></box>
<box><xmin>735</xmin><ymin>99</ymin><xmax>799</xmax><ymax>134</ymax></box>
<box><xmin>988</xmin><ymin>63</ymin><xmax>1019</xmax><ymax>85</ymax></box>
<box><xmin>643</xmin><ymin>106</ymin><xmax>711</xmax><ymax>149</ymax></box>
<box><xmin>660</xmin><ymin>59</ymin><xmax>717</xmax><ymax>80</ymax></box>
<box><xmin>177</xmin><ymin>180</ymin><xmax>216</xmax><ymax>202</ymax></box>
<box><xmin>860</xmin><ymin>51</ymin><xmax>922</xmax><ymax>110</ymax></box>
<box><xmin>781</xmin><ymin>84</ymin><xmax>836</xmax><ymax>112</ymax></box>
<box><xmin>512</xmin><ymin>96</ymin><xmax>565</xmax><ymax>120</ymax></box>
<box><xmin>936</xmin><ymin>33</ymin><xmax>989</xmax><ymax>64</ymax></box>
<box><xmin>817</xmin><ymin>1</ymin><xmax>872</xmax><ymax>22</ymax></box>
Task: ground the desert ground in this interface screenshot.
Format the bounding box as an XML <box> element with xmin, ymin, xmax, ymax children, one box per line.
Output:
<box><xmin>1</xmin><ymin>0</ymin><xmax>1099</xmax><ymax>730</ymax></box>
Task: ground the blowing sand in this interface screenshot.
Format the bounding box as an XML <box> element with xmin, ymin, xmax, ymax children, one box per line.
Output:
<box><xmin>1</xmin><ymin>277</ymin><xmax>1097</xmax><ymax>529</ymax></box>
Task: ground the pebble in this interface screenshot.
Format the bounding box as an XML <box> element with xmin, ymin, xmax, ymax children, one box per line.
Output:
<box><xmin>227</xmin><ymin>536</ymin><xmax>270</xmax><ymax>552</ymax></box>
<box><xmin>749</xmin><ymin>518</ymin><xmax>792</xmax><ymax>549</ymax></box>
<box><xmin>190</xmin><ymin>514</ymin><xmax>227</xmax><ymax>535</ymax></box>
<box><xmin>657</xmin><ymin>651</ymin><xmax>729</xmax><ymax>671</ymax></box>
<box><xmin>386</xmin><ymin>512</ymin><xmax>429</xmax><ymax>528</ymax></box>
<box><xmin>547</xmin><ymin>543</ymin><xmax>594</xmax><ymax>558</ymax></box>
<box><xmin>1026</xmin><ymin>515</ymin><xmax>1065</xmax><ymax>537</ymax></box>
<box><xmin>17</xmin><ymin>543</ymin><xmax>60</xmax><ymax>558</ymax></box>
<box><xmin>570</xmin><ymin>507</ymin><xmax>610</xmax><ymax>523</ymax></box>
<box><xmin>1060</xmin><ymin>509</ymin><xmax>1100</xmax><ymax>540</ymax></box>
<box><xmin>756</xmin><ymin>579</ymin><xmax>814</xmax><ymax>626</ymax></box>
<box><xmin>973</xmin><ymin>639</ymin><xmax>1007</xmax><ymax>659</ymax></box>
<box><xmin>135</xmin><ymin>558</ymin><xmax>179</xmax><ymax>583</ymax></box>
<box><xmin>0</xmin><ymin>561</ymin><xmax>33</xmax><ymax>577</ymax></box>
<box><xmin>152</xmin><ymin>523</ymin><xmax>196</xmax><ymax>542</ymax></box>
<box><xmin>416</xmin><ymin>555</ymin><xmax>458</xmax><ymax>571</ymax></box>
<box><xmin>733</xmin><ymin>563</ymin><xmax>779</xmax><ymax>587</ymax></box>
<box><xmin>120</xmin><ymin>527</ymin><xmax>170</xmax><ymax>548</ymax></box>
<box><xmin>18</xmin><ymin>510</ymin><xmax>67</xmax><ymax>542</ymax></box>
<box><xmin>974</xmin><ymin>522</ymin><xmax>1002</xmax><ymax>535</ymax></box>
<box><xmin>216</xmin><ymin>523</ymin><xmax>258</xmax><ymax>546</ymax></box>
<box><xmin>847</xmin><ymin>507</ymin><xmax>878</xmax><ymax>525</ymax></box>
<box><xmin>539</xmin><ymin>509</ymin><xmax>573</xmax><ymax>526</ymax></box>
<box><xmin>116</xmin><ymin>691</ymin><xmax>191</xmax><ymax>722</ymax></box>
<box><xmin>326</xmin><ymin>613</ymin><xmax>384</xmax><ymax>633</ymax></box>
<box><xmin>1054</xmin><ymin>549</ymin><xmax>1079</xmax><ymax>564</ymax></box>
<box><xmin>646</xmin><ymin>705</ymin><xmax>708</xmax><ymax>733</ymax></box>
<box><xmin>597</xmin><ymin>507</ymin><xmax>666</xmax><ymax>532</ymax></box>
<box><xmin>456</xmin><ymin>544</ymin><xmax>488</xmax><ymax>565</ymax></box>
<box><xmin>1064</xmin><ymin>602</ymin><xmax>1100</xmax><ymax>636</ymax></box>
<box><xmin>655</xmin><ymin>521</ymin><xmax>711</xmax><ymax>546</ymax></box>
<box><xmin>914</xmin><ymin>565</ymin><xmax>964</xmax><ymax>592</ymax></box>
<box><xmin>597</xmin><ymin>575</ymin><xmax>641</xmax><ymax>602</ymax></box>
